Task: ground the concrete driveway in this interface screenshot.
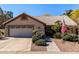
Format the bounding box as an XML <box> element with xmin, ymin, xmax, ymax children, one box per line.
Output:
<box><xmin>0</xmin><ymin>37</ymin><xmax>32</xmax><ymax>52</ymax></box>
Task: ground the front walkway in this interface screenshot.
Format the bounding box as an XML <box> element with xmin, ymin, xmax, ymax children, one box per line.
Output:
<box><xmin>47</xmin><ymin>38</ymin><xmax>60</xmax><ymax>52</ymax></box>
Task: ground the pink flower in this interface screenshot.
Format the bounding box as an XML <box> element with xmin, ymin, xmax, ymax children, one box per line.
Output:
<box><xmin>61</xmin><ymin>20</ymin><xmax>67</xmax><ymax>33</ymax></box>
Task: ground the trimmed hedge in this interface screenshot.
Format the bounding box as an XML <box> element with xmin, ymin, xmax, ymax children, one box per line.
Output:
<box><xmin>32</xmin><ymin>35</ymin><xmax>39</xmax><ymax>43</ymax></box>
<box><xmin>32</xmin><ymin>29</ymin><xmax>46</xmax><ymax>46</ymax></box>
<box><xmin>63</xmin><ymin>34</ymin><xmax>78</xmax><ymax>42</ymax></box>
<box><xmin>35</xmin><ymin>39</ymin><xmax>47</xmax><ymax>46</ymax></box>
<box><xmin>63</xmin><ymin>34</ymin><xmax>72</xmax><ymax>41</ymax></box>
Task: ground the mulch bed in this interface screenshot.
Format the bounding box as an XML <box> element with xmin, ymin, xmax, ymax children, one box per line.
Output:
<box><xmin>54</xmin><ymin>39</ymin><xmax>79</xmax><ymax>52</ymax></box>
<box><xmin>31</xmin><ymin>43</ymin><xmax>47</xmax><ymax>51</ymax></box>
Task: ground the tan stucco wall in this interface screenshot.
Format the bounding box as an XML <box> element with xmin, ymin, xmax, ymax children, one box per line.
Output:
<box><xmin>5</xmin><ymin>16</ymin><xmax>45</xmax><ymax>36</ymax></box>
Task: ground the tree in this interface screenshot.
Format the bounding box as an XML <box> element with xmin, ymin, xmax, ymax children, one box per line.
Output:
<box><xmin>62</xmin><ymin>9</ymin><xmax>79</xmax><ymax>23</ymax></box>
<box><xmin>69</xmin><ymin>10</ymin><xmax>79</xmax><ymax>22</ymax></box>
<box><xmin>0</xmin><ymin>14</ymin><xmax>6</xmax><ymax>24</ymax></box>
<box><xmin>0</xmin><ymin>7</ymin><xmax>3</xmax><ymax>15</ymax></box>
<box><xmin>0</xmin><ymin>7</ymin><xmax>13</xmax><ymax>28</ymax></box>
<box><xmin>63</xmin><ymin>10</ymin><xmax>73</xmax><ymax>16</ymax></box>
<box><xmin>0</xmin><ymin>8</ymin><xmax>13</xmax><ymax>22</ymax></box>
<box><xmin>51</xmin><ymin>21</ymin><xmax>61</xmax><ymax>32</ymax></box>
<box><xmin>5</xmin><ymin>11</ymin><xmax>13</xmax><ymax>19</ymax></box>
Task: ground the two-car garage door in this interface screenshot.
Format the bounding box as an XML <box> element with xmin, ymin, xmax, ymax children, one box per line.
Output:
<box><xmin>9</xmin><ymin>28</ymin><xmax>32</xmax><ymax>37</ymax></box>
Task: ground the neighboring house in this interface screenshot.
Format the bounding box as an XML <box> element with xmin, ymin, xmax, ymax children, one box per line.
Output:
<box><xmin>2</xmin><ymin>13</ymin><xmax>77</xmax><ymax>38</ymax></box>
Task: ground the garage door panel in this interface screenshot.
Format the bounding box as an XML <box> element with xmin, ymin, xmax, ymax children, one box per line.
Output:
<box><xmin>10</xmin><ymin>28</ymin><xmax>32</xmax><ymax>37</ymax></box>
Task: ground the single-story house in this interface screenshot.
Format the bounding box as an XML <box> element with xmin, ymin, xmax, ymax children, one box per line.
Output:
<box><xmin>2</xmin><ymin>13</ymin><xmax>77</xmax><ymax>37</ymax></box>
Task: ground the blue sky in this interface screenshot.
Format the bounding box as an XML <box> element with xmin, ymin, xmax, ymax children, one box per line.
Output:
<box><xmin>0</xmin><ymin>4</ymin><xmax>79</xmax><ymax>17</ymax></box>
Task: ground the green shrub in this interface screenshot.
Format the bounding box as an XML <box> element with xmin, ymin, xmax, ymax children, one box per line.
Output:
<box><xmin>70</xmin><ymin>34</ymin><xmax>78</xmax><ymax>41</ymax></box>
<box><xmin>32</xmin><ymin>35</ymin><xmax>39</xmax><ymax>43</ymax></box>
<box><xmin>32</xmin><ymin>29</ymin><xmax>45</xmax><ymax>43</ymax></box>
<box><xmin>71</xmin><ymin>34</ymin><xmax>78</xmax><ymax>39</ymax></box>
<box><xmin>53</xmin><ymin>32</ymin><xmax>61</xmax><ymax>39</ymax></box>
<box><xmin>63</xmin><ymin>34</ymin><xmax>78</xmax><ymax>41</ymax></box>
<box><xmin>51</xmin><ymin>21</ymin><xmax>61</xmax><ymax>32</ymax></box>
<box><xmin>63</xmin><ymin>34</ymin><xmax>72</xmax><ymax>41</ymax></box>
<box><xmin>35</xmin><ymin>39</ymin><xmax>47</xmax><ymax>46</ymax></box>
<box><xmin>32</xmin><ymin>29</ymin><xmax>38</xmax><ymax>35</ymax></box>
<box><xmin>33</xmin><ymin>29</ymin><xmax>44</xmax><ymax>38</ymax></box>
